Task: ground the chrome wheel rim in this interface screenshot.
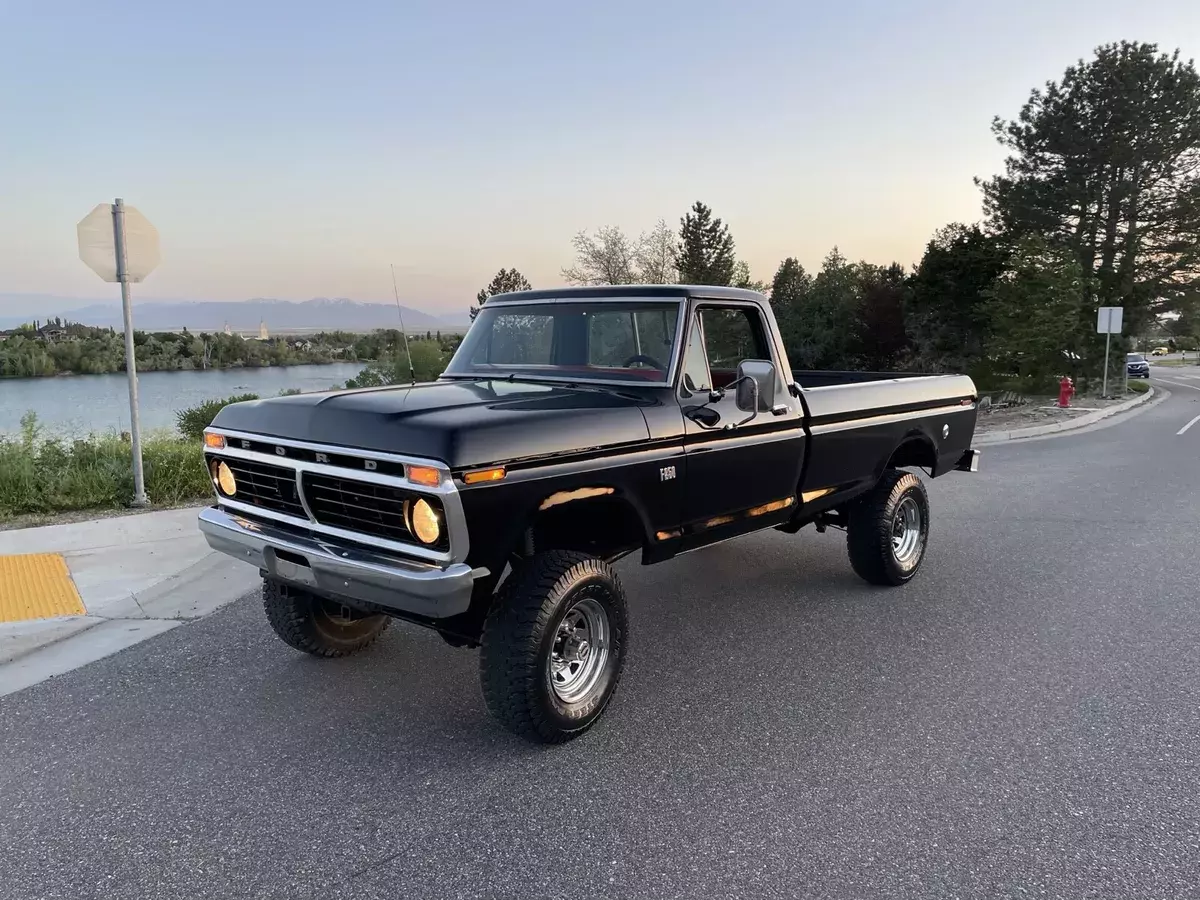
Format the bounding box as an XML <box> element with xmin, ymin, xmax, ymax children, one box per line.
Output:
<box><xmin>549</xmin><ymin>597</ymin><xmax>610</xmax><ymax>703</ymax></box>
<box><xmin>891</xmin><ymin>496</ymin><xmax>924</xmax><ymax>566</ymax></box>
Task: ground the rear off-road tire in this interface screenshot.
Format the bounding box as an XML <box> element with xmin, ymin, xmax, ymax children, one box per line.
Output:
<box><xmin>262</xmin><ymin>577</ymin><xmax>390</xmax><ymax>657</ymax></box>
<box><xmin>846</xmin><ymin>469</ymin><xmax>930</xmax><ymax>586</ymax></box>
<box><xmin>480</xmin><ymin>550</ymin><xmax>628</xmax><ymax>744</ymax></box>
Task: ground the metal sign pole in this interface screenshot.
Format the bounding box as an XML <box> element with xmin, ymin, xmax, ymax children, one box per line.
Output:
<box><xmin>112</xmin><ymin>198</ymin><xmax>149</xmax><ymax>507</ymax></box>
<box><xmin>1102</xmin><ymin>329</ymin><xmax>1111</xmax><ymax>397</ymax></box>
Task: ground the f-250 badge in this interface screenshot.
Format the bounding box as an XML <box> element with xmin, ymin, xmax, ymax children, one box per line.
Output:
<box><xmin>660</xmin><ymin>465</ymin><xmax>676</xmax><ymax>482</ymax></box>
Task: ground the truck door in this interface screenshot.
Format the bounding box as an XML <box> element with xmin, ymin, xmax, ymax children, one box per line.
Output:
<box><xmin>676</xmin><ymin>302</ymin><xmax>806</xmax><ymax>550</ymax></box>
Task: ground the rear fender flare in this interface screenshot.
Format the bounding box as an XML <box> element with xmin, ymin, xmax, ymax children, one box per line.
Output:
<box><xmin>881</xmin><ymin>429</ymin><xmax>938</xmax><ymax>479</ymax></box>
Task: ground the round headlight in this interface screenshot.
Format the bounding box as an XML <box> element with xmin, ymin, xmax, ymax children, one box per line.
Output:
<box><xmin>408</xmin><ymin>497</ymin><xmax>441</xmax><ymax>545</ymax></box>
<box><xmin>212</xmin><ymin>460</ymin><xmax>237</xmax><ymax>497</ymax></box>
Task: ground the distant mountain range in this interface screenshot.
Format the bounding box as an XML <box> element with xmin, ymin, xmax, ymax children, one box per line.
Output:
<box><xmin>0</xmin><ymin>295</ymin><xmax>471</xmax><ymax>334</ymax></box>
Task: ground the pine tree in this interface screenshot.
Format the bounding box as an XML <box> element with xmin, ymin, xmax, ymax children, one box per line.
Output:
<box><xmin>787</xmin><ymin>249</ymin><xmax>860</xmax><ymax>369</ymax></box>
<box><xmin>984</xmin><ymin>235</ymin><xmax>1093</xmax><ymax>389</ymax></box>
<box><xmin>980</xmin><ymin>41</ymin><xmax>1200</xmax><ymax>330</ymax></box>
<box><xmin>770</xmin><ymin>257</ymin><xmax>812</xmax><ymax>358</ymax></box>
<box><xmin>470</xmin><ymin>268</ymin><xmax>532</xmax><ymax>321</ymax></box>
<box><xmin>676</xmin><ymin>202</ymin><xmax>736</xmax><ymax>285</ymax></box>
<box><xmin>856</xmin><ymin>263</ymin><xmax>910</xmax><ymax>370</ymax></box>
<box><xmin>906</xmin><ymin>224</ymin><xmax>1009</xmax><ymax>373</ymax></box>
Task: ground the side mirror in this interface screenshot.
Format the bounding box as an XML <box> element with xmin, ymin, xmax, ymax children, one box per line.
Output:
<box><xmin>735</xmin><ymin>359</ymin><xmax>776</xmax><ymax>413</ymax></box>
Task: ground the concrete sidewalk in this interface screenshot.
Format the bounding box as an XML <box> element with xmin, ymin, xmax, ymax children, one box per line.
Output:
<box><xmin>0</xmin><ymin>506</ymin><xmax>259</xmax><ymax>695</ymax></box>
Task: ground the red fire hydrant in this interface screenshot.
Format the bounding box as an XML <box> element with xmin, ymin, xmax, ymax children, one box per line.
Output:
<box><xmin>1057</xmin><ymin>376</ymin><xmax>1075</xmax><ymax>408</ymax></box>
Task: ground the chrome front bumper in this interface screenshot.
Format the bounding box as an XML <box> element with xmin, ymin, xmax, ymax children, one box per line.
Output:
<box><xmin>198</xmin><ymin>506</ymin><xmax>481</xmax><ymax>619</ymax></box>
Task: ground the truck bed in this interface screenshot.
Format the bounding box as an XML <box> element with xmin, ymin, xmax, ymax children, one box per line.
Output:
<box><xmin>791</xmin><ymin>369</ymin><xmax>939</xmax><ymax>389</ymax></box>
<box><xmin>793</xmin><ymin>369</ymin><xmax>979</xmax><ymax>505</ymax></box>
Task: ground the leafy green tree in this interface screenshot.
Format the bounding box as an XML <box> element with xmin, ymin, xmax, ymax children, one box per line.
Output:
<box><xmin>344</xmin><ymin>341</ymin><xmax>447</xmax><ymax>388</ymax></box>
<box><xmin>731</xmin><ymin>260</ymin><xmax>767</xmax><ymax>293</ymax></box>
<box><xmin>676</xmin><ymin>201</ymin><xmax>736</xmax><ymax>285</ymax></box>
<box><xmin>1165</xmin><ymin>296</ymin><xmax>1199</xmax><ymax>341</ymax></box>
<box><xmin>906</xmin><ymin>224</ymin><xmax>1009</xmax><ymax>374</ymax></box>
<box><xmin>0</xmin><ymin>320</ymin><xmax>400</xmax><ymax>378</ymax></box>
<box><xmin>769</xmin><ymin>258</ymin><xmax>812</xmax><ymax>355</ymax></box>
<box><xmin>984</xmin><ymin>235</ymin><xmax>1093</xmax><ymax>390</ymax></box>
<box><xmin>562</xmin><ymin>226</ymin><xmax>639</xmax><ymax>285</ymax></box>
<box><xmin>786</xmin><ymin>249</ymin><xmax>860</xmax><ymax>369</ymax></box>
<box><xmin>634</xmin><ymin>219</ymin><xmax>678</xmax><ymax>284</ymax></box>
<box><xmin>470</xmin><ymin>268</ymin><xmax>532</xmax><ymax>321</ymax></box>
<box><xmin>856</xmin><ymin>263</ymin><xmax>910</xmax><ymax>370</ymax></box>
<box><xmin>980</xmin><ymin>41</ymin><xmax>1200</xmax><ymax>331</ymax></box>
<box><xmin>562</xmin><ymin>218</ymin><xmax>681</xmax><ymax>285</ymax></box>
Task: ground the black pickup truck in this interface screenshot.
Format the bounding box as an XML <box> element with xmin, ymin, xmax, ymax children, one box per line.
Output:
<box><xmin>199</xmin><ymin>285</ymin><xmax>979</xmax><ymax>742</ymax></box>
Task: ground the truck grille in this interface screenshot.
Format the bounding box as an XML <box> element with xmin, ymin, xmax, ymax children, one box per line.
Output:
<box><xmin>222</xmin><ymin>458</ymin><xmax>306</xmax><ymax>518</ymax></box>
<box><xmin>301</xmin><ymin>473</ymin><xmax>424</xmax><ymax>546</ymax></box>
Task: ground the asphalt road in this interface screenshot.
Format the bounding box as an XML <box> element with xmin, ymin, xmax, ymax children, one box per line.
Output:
<box><xmin>3</xmin><ymin>377</ymin><xmax>1199</xmax><ymax>900</ymax></box>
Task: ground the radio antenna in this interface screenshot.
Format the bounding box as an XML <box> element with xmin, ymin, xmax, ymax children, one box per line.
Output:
<box><xmin>390</xmin><ymin>263</ymin><xmax>416</xmax><ymax>383</ymax></box>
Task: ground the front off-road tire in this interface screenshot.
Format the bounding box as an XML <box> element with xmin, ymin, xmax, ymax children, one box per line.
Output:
<box><xmin>262</xmin><ymin>577</ymin><xmax>390</xmax><ymax>657</ymax></box>
<box><xmin>846</xmin><ymin>469</ymin><xmax>930</xmax><ymax>586</ymax></box>
<box><xmin>480</xmin><ymin>550</ymin><xmax>629</xmax><ymax>744</ymax></box>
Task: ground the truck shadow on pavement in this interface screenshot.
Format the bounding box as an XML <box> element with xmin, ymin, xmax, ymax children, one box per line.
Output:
<box><xmin>245</xmin><ymin>528</ymin><xmax>950</xmax><ymax>760</ymax></box>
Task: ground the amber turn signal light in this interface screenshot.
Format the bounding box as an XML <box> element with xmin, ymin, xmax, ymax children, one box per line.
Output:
<box><xmin>204</xmin><ymin>433</ymin><xmax>226</xmax><ymax>450</ymax></box>
<box><xmin>407</xmin><ymin>465</ymin><xmax>442</xmax><ymax>487</ymax></box>
<box><xmin>463</xmin><ymin>467</ymin><xmax>506</xmax><ymax>485</ymax></box>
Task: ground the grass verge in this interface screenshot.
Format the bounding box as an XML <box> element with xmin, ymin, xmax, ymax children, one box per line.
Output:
<box><xmin>0</xmin><ymin>428</ymin><xmax>211</xmax><ymax>521</ymax></box>
<box><xmin>0</xmin><ymin>395</ymin><xmax>271</xmax><ymax>522</ymax></box>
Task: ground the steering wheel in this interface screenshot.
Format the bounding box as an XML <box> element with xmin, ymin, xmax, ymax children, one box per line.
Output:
<box><xmin>621</xmin><ymin>353</ymin><xmax>664</xmax><ymax>370</ymax></box>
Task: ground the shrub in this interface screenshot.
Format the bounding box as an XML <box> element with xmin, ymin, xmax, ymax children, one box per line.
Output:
<box><xmin>0</xmin><ymin>430</ymin><xmax>211</xmax><ymax>519</ymax></box>
<box><xmin>0</xmin><ymin>412</ymin><xmax>213</xmax><ymax>519</ymax></box>
<box><xmin>175</xmin><ymin>393</ymin><xmax>259</xmax><ymax>440</ymax></box>
<box><xmin>345</xmin><ymin>342</ymin><xmax>448</xmax><ymax>388</ymax></box>
<box><xmin>144</xmin><ymin>438</ymin><xmax>210</xmax><ymax>504</ymax></box>
<box><xmin>1128</xmin><ymin>379</ymin><xmax>1150</xmax><ymax>393</ymax></box>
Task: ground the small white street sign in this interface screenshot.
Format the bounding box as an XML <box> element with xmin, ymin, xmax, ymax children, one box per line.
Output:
<box><xmin>1096</xmin><ymin>306</ymin><xmax>1125</xmax><ymax>398</ymax></box>
<box><xmin>1097</xmin><ymin>306</ymin><xmax>1124</xmax><ymax>334</ymax></box>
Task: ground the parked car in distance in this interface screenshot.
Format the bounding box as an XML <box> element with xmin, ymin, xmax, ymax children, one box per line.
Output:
<box><xmin>1151</xmin><ymin>347</ymin><xmax>1169</xmax><ymax>356</ymax></box>
<box><xmin>1127</xmin><ymin>353</ymin><xmax>1151</xmax><ymax>378</ymax></box>
<box><xmin>198</xmin><ymin>285</ymin><xmax>981</xmax><ymax>743</ymax></box>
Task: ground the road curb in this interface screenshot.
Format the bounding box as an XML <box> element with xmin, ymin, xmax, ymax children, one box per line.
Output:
<box><xmin>976</xmin><ymin>387</ymin><xmax>1157</xmax><ymax>445</ymax></box>
<box><xmin>0</xmin><ymin>618</ymin><xmax>184</xmax><ymax>696</ymax></box>
<box><xmin>0</xmin><ymin>517</ymin><xmax>260</xmax><ymax>694</ymax></box>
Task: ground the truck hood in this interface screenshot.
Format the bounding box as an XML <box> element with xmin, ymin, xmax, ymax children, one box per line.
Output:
<box><xmin>209</xmin><ymin>378</ymin><xmax>655</xmax><ymax>469</ymax></box>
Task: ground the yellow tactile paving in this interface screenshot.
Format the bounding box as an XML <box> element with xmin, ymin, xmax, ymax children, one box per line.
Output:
<box><xmin>0</xmin><ymin>553</ymin><xmax>86</xmax><ymax>622</ymax></box>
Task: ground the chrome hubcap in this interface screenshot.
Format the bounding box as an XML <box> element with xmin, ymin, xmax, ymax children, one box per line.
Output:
<box><xmin>549</xmin><ymin>597</ymin><xmax>610</xmax><ymax>703</ymax></box>
<box><xmin>891</xmin><ymin>496</ymin><xmax>924</xmax><ymax>566</ymax></box>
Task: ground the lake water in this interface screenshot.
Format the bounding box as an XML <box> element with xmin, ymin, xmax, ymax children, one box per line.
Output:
<box><xmin>0</xmin><ymin>363</ymin><xmax>369</xmax><ymax>437</ymax></box>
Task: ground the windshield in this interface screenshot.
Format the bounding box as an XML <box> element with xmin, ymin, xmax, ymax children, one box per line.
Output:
<box><xmin>445</xmin><ymin>300</ymin><xmax>682</xmax><ymax>384</ymax></box>
<box><xmin>1128</xmin><ymin>354</ymin><xmax>1145</xmax><ymax>362</ymax></box>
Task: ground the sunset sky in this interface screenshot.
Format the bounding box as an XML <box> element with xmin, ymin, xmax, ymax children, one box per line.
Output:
<box><xmin>1</xmin><ymin>0</ymin><xmax>1198</xmax><ymax>317</ymax></box>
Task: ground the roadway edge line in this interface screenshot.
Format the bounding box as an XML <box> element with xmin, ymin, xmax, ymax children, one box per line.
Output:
<box><xmin>1177</xmin><ymin>413</ymin><xmax>1200</xmax><ymax>436</ymax></box>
